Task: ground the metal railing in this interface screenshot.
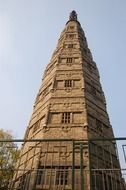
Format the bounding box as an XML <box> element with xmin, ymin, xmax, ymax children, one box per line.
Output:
<box><xmin>0</xmin><ymin>137</ymin><xmax>126</xmax><ymax>190</ymax></box>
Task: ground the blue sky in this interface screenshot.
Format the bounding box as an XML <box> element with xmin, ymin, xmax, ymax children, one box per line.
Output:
<box><xmin>0</xmin><ymin>0</ymin><xmax>126</xmax><ymax>138</ymax></box>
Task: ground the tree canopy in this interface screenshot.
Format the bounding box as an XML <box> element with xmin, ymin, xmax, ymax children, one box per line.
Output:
<box><xmin>0</xmin><ymin>129</ymin><xmax>19</xmax><ymax>189</ymax></box>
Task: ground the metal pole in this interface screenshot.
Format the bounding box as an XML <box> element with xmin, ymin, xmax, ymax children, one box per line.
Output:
<box><xmin>72</xmin><ymin>141</ymin><xmax>75</xmax><ymax>190</ymax></box>
<box><xmin>122</xmin><ymin>145</ymin><xmax>126</xmax><ymax>165</ymax></box>
<box><xmin>0</xmin><ymin>137</ymin><xmax>126</xmax><ymax>143</ymax></box>
<box><xmin>88</xmin><ymin>140</ymin><xmax>92</xmax><ymax>190</ymax></box>
<box><xmin>80</xmin><ymin>143</ymin><xmax>84</xmax><ymax>190</ymax></box>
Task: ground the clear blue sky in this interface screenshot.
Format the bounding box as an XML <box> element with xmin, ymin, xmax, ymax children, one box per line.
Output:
<box><xmin>0</xmin><ymin>0</ymin><xmax>126</xmax><ymax>138</ymax></box>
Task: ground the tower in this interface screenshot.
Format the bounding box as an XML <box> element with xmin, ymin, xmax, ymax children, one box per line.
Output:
<box><xmin>11</xmin><ymin>11</ymin><xmax>125</xmax><ymax>190</ymax></box>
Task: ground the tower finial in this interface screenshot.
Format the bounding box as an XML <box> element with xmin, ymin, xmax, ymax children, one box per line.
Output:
<box><xmin>69</xmin><ymin>10</ymin><xmax>77</xmax><ymax>21</ymax></box>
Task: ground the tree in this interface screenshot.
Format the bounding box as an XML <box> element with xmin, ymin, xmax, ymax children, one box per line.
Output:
<box><xmin>0</xmin><ymin>129</ymin><xmax>19</xmax><ymax>189</ymax></box>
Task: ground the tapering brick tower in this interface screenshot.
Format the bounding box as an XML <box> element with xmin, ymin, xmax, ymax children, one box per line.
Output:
<box><xmin>11</xmin><ymin>11</ymin><xmax>125</xmax><ymax>190</ymax></box>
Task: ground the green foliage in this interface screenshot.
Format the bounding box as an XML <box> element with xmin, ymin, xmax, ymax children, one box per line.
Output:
<box><xmin>0</xmin><ymin>129</ymin><xmax>20</xmax><ymax>189</ymax></box>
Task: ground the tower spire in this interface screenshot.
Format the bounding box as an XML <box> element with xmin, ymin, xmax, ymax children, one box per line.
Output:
<box><xmin>69</xmin><ymin>10</ymin><xmax>78</xmax><ymax>21</ymax></box>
